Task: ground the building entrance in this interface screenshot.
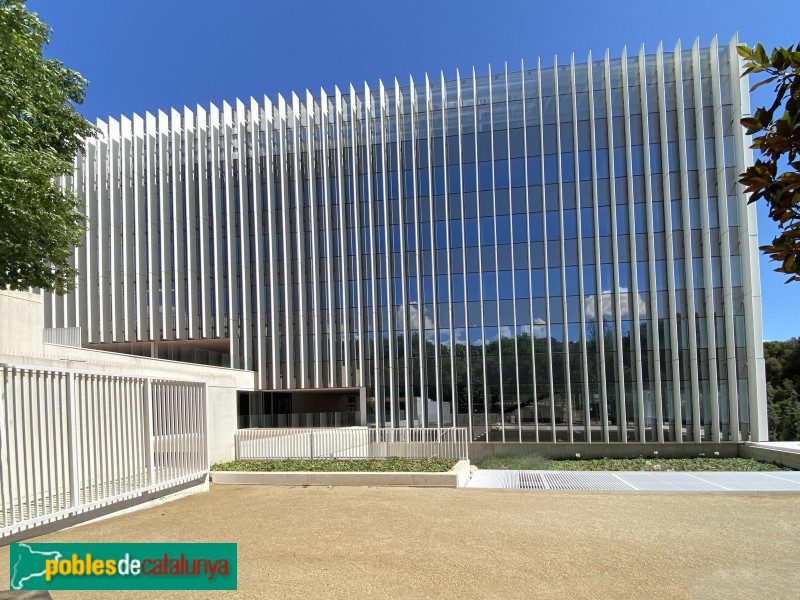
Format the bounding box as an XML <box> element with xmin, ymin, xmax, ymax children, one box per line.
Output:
<box><xmin>238</xmin><ymin>389</ymin><xmax>362</xmax><ymax>428</ymax></box>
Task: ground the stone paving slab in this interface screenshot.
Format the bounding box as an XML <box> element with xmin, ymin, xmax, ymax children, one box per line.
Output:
<box><xmin>467</xmin><ymin>469</ymin><xmax>800</xmax><ymax>492</ymax></box>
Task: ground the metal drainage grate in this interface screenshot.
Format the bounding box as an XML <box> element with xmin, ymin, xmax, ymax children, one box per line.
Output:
<box><xmin>545</xmin><ymin>472</ymin><xmax>633</xmax><ymax>491</ymax></box>
<box><xmin>516</xmin><ymin>471</ymin><xmax>633</xmax><ymax>491</ymax></box>
<box><xmin>518</xmin><ymin>472</ymin><xmax>548</xmax><ymax>489</ymax></box>
<box><xmin>467</xmin><ymin>470</ymin><xmax>800</xmax><ymax>492</ymax></box>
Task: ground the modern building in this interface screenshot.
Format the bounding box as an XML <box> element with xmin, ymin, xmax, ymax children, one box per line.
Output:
<box><xmin>43</xmin><ymin>35</ymin><xmax>767</xmax><ymax>445</ymax></box>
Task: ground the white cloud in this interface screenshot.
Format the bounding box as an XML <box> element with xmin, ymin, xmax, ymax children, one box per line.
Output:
<box><xmin>584</xmin><ymin>288</ymin><xmax>648</xmax><ymax>321</ymax></box>
<box><xmin>396</xmin><ymin>303</ymin><xmax>434</xmax><ymax>330</ymax></box>
<box><xmin>533</xmin><ymin>317</ymin><xmax>547</xmax><ymax>338</ymax></box>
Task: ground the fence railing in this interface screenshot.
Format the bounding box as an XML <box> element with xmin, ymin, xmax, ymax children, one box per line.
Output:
<box><xmin>235</xmin><ymin>427</ymin><xmax>469</xmax><ymax>461</ymax></box>
<box><xmin>373</xmin><ymin>427</ymin><xmax>469</xmax><ymax>459</ymax></box>
<box><xmin>43</xmin><ymin>327</ymin><xmax>83</xmax><ymax>348</ymax></box>
<box><xmin>0</xmin><ymin>364</ymin><xmax>207</xmax><ymax>540</ymax></box>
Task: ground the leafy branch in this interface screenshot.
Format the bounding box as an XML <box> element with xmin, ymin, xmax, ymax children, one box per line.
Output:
<box><xmin>737</xmin><ymin>43</ymin><xmax>800</xmax><ymax>282</ymax></box>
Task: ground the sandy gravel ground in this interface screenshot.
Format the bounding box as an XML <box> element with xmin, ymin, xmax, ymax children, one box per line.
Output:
<box><xmin>1</xmin><ymin>484</ymin><xmax>798</xmax><ymax>599</ymax></box>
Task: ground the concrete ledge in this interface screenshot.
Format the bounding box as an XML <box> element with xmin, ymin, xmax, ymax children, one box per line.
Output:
<box><xmin>739</xmin><ymin>443</ymin><xmax>800</xmax><ymax>470</ymax></box>
<box><xmin>210</xmin><ymin>459</ymin><xmax>471</xmax><ymax>488</ymax></box>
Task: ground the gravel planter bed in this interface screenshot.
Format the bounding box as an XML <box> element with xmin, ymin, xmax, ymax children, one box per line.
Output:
<box><xmin>211</xmin><ymin>458</ymin><xmax>457</xmax><ymax>473</ymax></box>
<box><xmin>477</xmin><ymin>455</ymin><xmax>790</xmax><ymax>472</ymax></box>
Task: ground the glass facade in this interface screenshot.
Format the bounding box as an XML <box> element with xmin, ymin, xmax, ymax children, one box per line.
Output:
<box><xmin>45</xmin><ymin>37</ymin><xmax>768</xmax><ymax>444</ymax></box>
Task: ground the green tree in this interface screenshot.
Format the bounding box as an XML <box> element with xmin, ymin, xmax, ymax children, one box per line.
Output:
<box><xmin>0</xmin><ymin>0</ymin><xmax>94</xmax><ymax>293</ymax></box>
<box><xmin>737</xmin><ymin>43</ymin><xmax>800</xmax><ymax>282</ymax></box>
<box><xmin>763</xmin><ymin>338</ymin><xmax>800</xmax><ymax>440</ymax></box>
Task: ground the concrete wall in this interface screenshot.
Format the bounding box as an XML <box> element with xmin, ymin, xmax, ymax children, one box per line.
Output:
<box><xmin>739</xmin><ymin>444</ymin><xmax>800</xmax><ymax>470</ymax></box>
<box><xmin>0</xmin><ymin>291</ymin><xmax>255</xmax><ymax>463</ymax></box>
<box><xmin>0</xmin><ymin>290</ymin><xmax>47</xmax><ymax>357</ymax></box>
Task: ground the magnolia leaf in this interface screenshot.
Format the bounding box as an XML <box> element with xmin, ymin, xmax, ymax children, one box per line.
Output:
<box><xmin>752</xmin><ymin>75</ymin><xmax>779</xmax><ymax>92</ymax></box>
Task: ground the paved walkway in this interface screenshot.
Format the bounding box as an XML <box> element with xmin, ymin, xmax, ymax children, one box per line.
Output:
<box><xmin>467</xmin><ymin>469</ymin><xmax>800</xmax><ymax>491</ymax></box>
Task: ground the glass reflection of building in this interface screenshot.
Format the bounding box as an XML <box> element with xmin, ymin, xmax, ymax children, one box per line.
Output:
<box><xmin>45</xmin><ymin>36</ymin><xmax>768</xmax><ymax>444</ymax></box>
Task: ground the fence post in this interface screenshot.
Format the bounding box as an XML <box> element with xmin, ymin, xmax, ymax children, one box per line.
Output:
<box><xmin>201</xmin><ymin>384</ymin><xmax>209</xmax><ymax>471</ymax></box>
<box><xmin>144</xmin><ymin>379</ymin><xmax>155</xmax><ymax>487</ymax></box>
<box><xmin>309</xmin><ymin>430</ymin><xmax>315</xmax><ymax>459</ymax></box>
<box><xmin>0</xmin><ymin>366</ymin><xmax>7</xmax><ymax>528</ymax></box>
<box><xmin>65</xmin><ymin>372</ymin><xmax>79</xmax><ymax>508</ymax></box>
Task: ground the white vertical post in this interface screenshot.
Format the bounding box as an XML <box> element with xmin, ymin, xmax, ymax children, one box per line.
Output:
<box><xmin>426</xmin><ymin>74</ymin><xmax>443</xmax><ymax>434</ymax></box>
<box><xmin>66</xmin><ymin>372</ymin><xmax>79</xmax><ymax>508</ymax></box>
<box><xmin>690</xmin><ymin>40</ymin><xmax>721</xmax><ymax>442</ymax></box>
<box><xmin>655</xmin><ymin>43</ymin><xmax>683</xmax><ymax>442</ymax></box>
<box><xmin>710</xmin><ymin>37</ymin><xmax>740</xmax><ymax>442</ymax></box>
<box><xmin>454</xmin><ymin>69</ymin><xmax>472</xmax><ymax>438</ymax></box>
<box><xmin>673</xmin><ymin>41</ymin><xmax>702</xmax><ymax>442</ymax></box>
<box><xmin>603</xmin><ymin>50</ymin><xmax>627</xmax><ymax>442</ymax></box>
<box><xmin>120</xmin><ymin>116</ymin><xmax>135</xmax><ymax>342</ymax></box>
<box><xmin>236</xmin><ymin>99</ymin><xmax>252</xmax><ymax>372</ymax></box>
<box><xmin>536</xmin><ymin>59</ymin><xmax>557</xmax><ymax>441</ymax></box>
<box><xmin>638</xmin><ymin>44</ymin><xmax>666</xmax><ymax>443</ymax></box>
<box><xmin>201</xmin><ymin>384</ymin><xmax>209</xmax><ymax>470</ymax></box>
<box><xmin>521</xmin><ymin>61</ymin><xmax>540</xmax><ymax>443</ymax></box>
<box><xmin>620</xmin><ymin>49</ymin><xmax>647</xmax><ymax>442</ymax></box>
<box><xmin>728</xmin><ymin>35</ymin><xmax>768</xmax><ymax>441</ymax></box>
<box><xmin>378</xmin><ymin>81</ymin><xmax>396</xmax><ymax>425</ymax></box>
<box><xmin>133</xmin><ymin>114</ymin><xmax>147</xmax><ymax>340</ymax></box>
<box><xmin>291</xmin><ymin>94</ymin><xmax>306</xmax><ymax>386</ymax></box>
<box><xmin>586</xmin><ymin>52</ymin><xmax>610</xmax><ymax>443</ymax></box>
<box><xmin>144</xmin><ymin>112</ymin><xmax>159</xmax><ymax>341</ymax></box>
<box><xmin>107</xmin><ymin>118</ymin><xmax>122</xmax><ymax>342</ymax></box>
<box><xmin>144</xmin><ymin>379</ymin><xmax>155</xmax><ymax>488</ymax></box>
<box><xmin>394</xmin><ymin>79</ymin><xmax>410</xmax><ymax>427</ymax></box>
<box><xmin>554</xmin><ymin>55</ymin><xmax>574</xmax><ymax>443</ymax></box>
<box><xmin>208</xmin><ymin>104</ymin><xmax>224</xmax><ymax>340</ymax></box>
<box><xmin>0</xmin><ymin>366</ymin><xmax>9</xmax><ymax>527</ymax></box>
<box><xmin>351</xmin><ymin>84</ymin><xmax>367</xmax><ymax>394</ymax></box>
<box><xmin>336</xmin><ymin>87</ymin><xmax>351</xmax><ymax>389</ymax></box>
<box><xmin>251</xmin><ymin>97</ymin><xmax>267</xmax><ymax>389</ymax></box>
<box><xmin>222</xmin><ymin>102</ymin><xmax>238</xmax><ymax>367</ymax></box>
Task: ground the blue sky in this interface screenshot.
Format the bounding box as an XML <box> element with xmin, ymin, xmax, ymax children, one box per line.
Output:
<box><xmin>32</xmin><ymin>0</ymin><xmax>798</xmax><ymax>341</ymax></box>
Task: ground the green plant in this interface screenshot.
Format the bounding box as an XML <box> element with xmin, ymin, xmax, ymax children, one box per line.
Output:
<box><xmin>475</xmin><ymin>454</ymin><xmax>788</xmax><ymax>472</ymax></box>
<box><xmin>476</xmin><ymin>453</ymin><xmax>549</xmax><ymax>470</ymax></box>
<box><xmin>764</xmin><ymin>338</ymin><xmax>800</xmax><ymax>440</ymax></box>
<box><xmin>211</xmin><ymin>458</ymin><xmax>457</xmax><ymax>473</ymax></box>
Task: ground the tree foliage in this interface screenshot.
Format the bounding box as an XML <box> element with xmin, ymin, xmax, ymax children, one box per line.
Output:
<box><xmin>737</xmin><ymin>43</ymin><xmax>800</xmax><ymax>282</ymax></box>
<box><xmin>763</xmin><ymin>338</ymin><xmax>800</xmax><ymax>440</ymax></box>
<box><xmin>0</xmin><ymin>0</ymin><xmax>94</xmax><ymax>293</ymax></box>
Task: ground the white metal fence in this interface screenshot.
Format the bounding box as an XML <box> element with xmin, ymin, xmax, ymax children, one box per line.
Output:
<box><xmin>0</xmin><ymin>364</ymin><xmax>207</xmax><ymax>540</ymax></box>
<box><xmin>43</xmin><ymin>327</ymin><xmax>83</xmax><ymax>348</ymax></box>
<box><xmin>235</xmin><ymin>427</ymin><xmax>469</xmax><ymax>461</ymax></box>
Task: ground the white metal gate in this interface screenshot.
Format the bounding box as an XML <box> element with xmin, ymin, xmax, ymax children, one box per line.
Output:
<box><xmin>0</xmin><ymin>364</ymin><xmax>208</xmax><ymax>540</ymax></box>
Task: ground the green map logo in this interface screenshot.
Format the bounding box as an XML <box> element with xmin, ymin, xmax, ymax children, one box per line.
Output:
<box><xmin>9</xmin><ymin>543</ymin><xmax>237</xmax><ymax>590</ymax></box>
<box><xmin>10</xmin><ymin>543</ymin><xmax>63</xmax><ymax>590</ymax></box>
